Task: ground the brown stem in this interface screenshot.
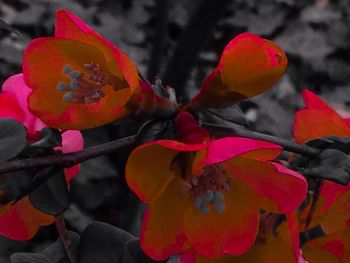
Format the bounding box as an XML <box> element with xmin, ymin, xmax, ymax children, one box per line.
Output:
<box><xmin>55</xmin><ymin>214</ymin><xmax>76</xmax><ymax>263</ymax></box>
<box><xmin>0</xmin><ymin>122</ymin><xmax>321</xmax><ymax>175</ymax></box>
<box><xmin>0</xmin><ymin>135</ymin><xmax>136</xmax><ymax>174</ymax></box>
<box><xmin>203</xmin><ymin>122</ymin><xmax>320</xmax><ymax>156</ymax></box>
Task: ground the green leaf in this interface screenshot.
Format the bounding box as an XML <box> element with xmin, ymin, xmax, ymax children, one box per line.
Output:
<box><xmin>0</xmin><ymin>119</ymin><xmax>27</xmax><ymax>163</ymax></box>
<box><xmin>78</xmin><ymin>222</ymin><xmax>164</xmax><ymax>263</ymax></box>
<box><xmin>29</xmin><ymin>169</ymin><xmax>70</xmax><ymax>215</ymax></box>
<box><xmin>10</xmin><ymin>231</ymin><xmax>80</xmax><ymax>263</ymax></box>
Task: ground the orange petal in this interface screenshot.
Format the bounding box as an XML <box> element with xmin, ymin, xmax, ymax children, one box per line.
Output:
<box><xmin>293</xmin><ymin>90</ymin><xmax>350</xmax><ymax>143</ymax></box>
<box><xmin>303</xmin><ymin>229</ymin><xmax>350</xmax><ymax>262</ymax></box>
<box><xmin>126</xmin><ymin>140</ymin><xmax>207</xmax><ymax>203</ymax></box>
<box><xmin>24</xmin><ymin>38</ymin><xmax>133</xmax><ymax>129</ymax></box>
<box><xmin>55</xmin><ymin>10</ymin><xmax>139</xmax><ymax>94</ymax></box>
<box><xmin>187</xmin><ymin>33</ymin><xmax>287</xmax><ymax>110</ymax></box>
<box><xmin>140</xmin><ymin>177</ymin><xmax>191</xmax><ymax>260</ymax></box>
<box><xmin>219</xmin><ymin>33</ymin><xmax>287</xmax><ymax>98</ymax></box>
<box><xmin>184</xmin><ymin>178</ymin><xmax>260</xmax><ymax>257</ymax></box>
<box><xmin>0</xmin><ymin>197</ymin><xmax>54</xmax><ymax>240</ymax></box>
<box><xmin>225</xmin><ymin>158</ymin><xmax>307</xmax><ymax>213</ymax></box>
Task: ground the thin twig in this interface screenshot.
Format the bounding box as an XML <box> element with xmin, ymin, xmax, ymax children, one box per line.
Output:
<box><xmin>203</xmin><ymin>122</ymin><xmax>320</xmax><ymax>156</ymax></box>
<box><xmin>162</xmin><ymin>0</ymin><xmax>232</xmax><ymax>100</ymax></box>
<box><xmin>147</xmin><ymin>0</ymin><xmax>170</xmax><ymax>80</ymax></box>
<box><xmin>0</xmin><ymin>122</ymin><xmax>321</xmax><ymax>175</ymax></box>
<box><xmin>0</xmin><ymin>135</ymin><xmax>136</xmax><ymax>174</ymax></box>
<box><xmin>55</xmin><ymin>215</ymin><xmax>76</xmax><ymax>263</ymax></box>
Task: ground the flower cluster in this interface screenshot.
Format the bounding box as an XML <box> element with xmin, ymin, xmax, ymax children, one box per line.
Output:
<box><xmin>0</xmin><ymin>8</ymin><xmax>349</xmax><ymax>263</ymax></box>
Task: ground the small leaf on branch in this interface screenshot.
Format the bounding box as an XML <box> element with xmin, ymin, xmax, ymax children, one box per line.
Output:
<box><xmin>29</xmin><ymin>169</ymin><xmax>70</xmax><ymax>215</ymax></box>
<box><xmin>306</xmin><ymin>136</ymin><xmax>350</xmax><ymax>153</ymax></box>
<box><xmin>200</xmin><ymin>106</ymin><xmax>250</xmax><ymax>128</ymax></box>
<box><xmin>303</xmin><ymin>149</ymin><xmax>350</xmax><ymax>185</ymax></box>
<box><xmin>10</xmin><ymin>231</ymin><xmax>80</xmax><ymax>263</ymax></box>
<box><xmin>0</xmin><ymin>19</ymin><xmax>19</xmax><ymax>35</ymax></box>
<box><xmin>0</xmin><ymin>170</ymin><xmax>33</xmax><ymax>204</ymax></box>
<box><xmin>135</xmin><ymin>120</ymin><xmax>174</xmax><ymax>144</ymax></box>
<box><xmin>0</xmin><ymin>119</ymin><xmax>27</xmax><ymax>163</ymax></box>
<box><xmin>30</xmin><ymin>128</ymin><xmax>62</xmax><ymax>149</ymax></box>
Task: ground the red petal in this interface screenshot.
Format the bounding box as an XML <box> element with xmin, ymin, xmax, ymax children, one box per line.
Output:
<box><xmin>0</xmin><ymin>197</ymin><xmax>54</xmax><ymax>240</ymax></box>
<box><xmin>205</xmin><ymin>137</ymin><xmax>282</xmax><ymax>166</ymax></box>
<box><xmin>58</xmin><ymin>130</ymin><xmax>84</xmax><ymax>181</ymax></box>
<box><xmin>2</xmin><ymin>74</ymin><xmax>45</xmax><ymax>137</ymax></box>
<box><xmin>0</xmin><ymin>93</ymin><xmax>25</xmax><ymax>123</ymax></box>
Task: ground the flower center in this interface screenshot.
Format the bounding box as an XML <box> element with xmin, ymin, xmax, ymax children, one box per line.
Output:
<box><xmin>186</xmin><ymin>165</ymin><xmax>230</xmax><ymax>215</ymax></box>
<box><xmin>171</xmin><ymin>153</ymin><xmax>230</xmax><ymax>215</ymax></box>
<box><xmin>56</xmin><ymin>63</ymin><xmax>110</xmax><ymax>104</ymax></box>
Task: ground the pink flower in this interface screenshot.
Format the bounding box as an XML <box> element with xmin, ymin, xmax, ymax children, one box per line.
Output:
<box><xmin>0</xmin><ymin>74</ymin><xmax>84</xmax><ymax>240</ymax></box>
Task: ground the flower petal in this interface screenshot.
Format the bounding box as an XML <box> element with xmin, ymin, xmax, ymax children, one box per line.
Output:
<box><xmin>303</xmin><ymin>229</ymin><xmax>350</xmax><ymax>262</ymax></box>
<box><xmin>59</xmin><ymin>130</ymin><xmax>84</xmax><ymax>181</ymax></box>
<box><xmin>126</xmin><ymin>140</ymin><xmax>207</xmax><ymax>203</ymax></box>
<box><xmin>219</xmin><ymin>32</ymin><xmax>287</xmax><ymax>98</ymax></box>
<box><xmin>184</xmin><ymin>178</ymin><xmax>260</xmax><ymax>257</ymax></box>
<box><xmin>0</xmin><ymin>93</ymin><xmax>25</xmax><ymax>123</ymax></box>
<box><xmin>55</xmin><ymin>10</ymin><xmax>139</xmax><ymax>93</ymax></box>
<box><xmin>140</xmin><ymin>177</ymin><xmax>191</xmax><ymax>260</ymax></box>
<box><xmin>225</xmin><ymin>158</ymin><xmax>307</xmax><ymax>213</ymax></box>
<box><xmin>205</xmin><ymin>137</ymin><xmax>282</xmax><ymax>166</ymax></box>
<box><xmin>0</xmin><ymin>197</ymin><xmax>54</xmax><ymax>240</ymax></box>
<box><xmin>293</xmin><ymin>90</ymin><xmax>350</xmax><ymax>143</ymax></box>
<box><xmin>2</xmin><ymin>74</ymin><xmax>45</xmax><ymax>137</ymax></box>
<box><xmin>24</xmin><ymin>38</ymin><xmax>133</xmax><ymax>129</ymax></box>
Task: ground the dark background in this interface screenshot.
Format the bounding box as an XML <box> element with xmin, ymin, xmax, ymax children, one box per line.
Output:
<box><xmin>0</xmin><ymin>0</ymin><xmax>350</xmax><ymax>261</ymax></box>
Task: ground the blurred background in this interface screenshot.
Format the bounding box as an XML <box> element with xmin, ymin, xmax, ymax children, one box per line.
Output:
<box><xmin>0</xmin><ymin>0</ymin><xmax>350</xmax><ymax>261</ymax></box>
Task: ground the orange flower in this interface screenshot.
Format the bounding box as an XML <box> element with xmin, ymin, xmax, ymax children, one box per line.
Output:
<box><xmin>23</xmin><ymin>10</ymin><xmax>140</xmax><ymax>130</ymax></box>
<box><xmin>179</xmin><ymin>214</ymin><xmax>304</xmax><ymax>263</ymax></box>
<box><xmin>126</xmin><ymin>112</ymin><xmax>306</xmax><ymax>260</ymax></box>
<box><xmin>187</xmin><ymin>33</ymin><xmax>287</xmax><ymax>110</ymax></box>
<box><xmin>293</xmin><ymin>89</ymin><xmax>350</xmax><ymax>262</ymax></box>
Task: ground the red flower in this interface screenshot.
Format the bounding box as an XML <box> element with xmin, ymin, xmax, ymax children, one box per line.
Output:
<box><xmin>187</xmin><ymin>33</ymin><xmax>287</xmax><ymax>110</ymax></box>
<box><xmin>293</xmin><ymin>89</ymin><xmax>350</xmax><ymax>262</ymax></box>
<box><xmin>0</xmin><ymin>74</ymin><xmax>84</xmax><ymax>240</ymax></box>
<box><xmin>126</xmin><ymin>112</ymin><xmax>306</xmax><ymax>260</ymax></box>
<box><xmin>23</xmin><ymin>9</ymin><xmax>141</xmax><ymax>130</ymax></box>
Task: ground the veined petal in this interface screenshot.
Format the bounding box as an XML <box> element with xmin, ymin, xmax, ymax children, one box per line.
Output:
<box><xmin>126</xmin><ymin>140</ymin><xmax>207</xmax><ymax>203</ymax></box>
<box><xmin>0</xmin><ymin>197</ymin><xmax>54</xmax><ymax>240</ymax></box>
<box><xmin>180</xmin><ymin>216</ymin><xmax>300</xmax><ymax>263</ymax></box>
<box><xmin>184</xmin><ymin>178</ymin><xmax>260</xmax><ymax>257</ymax></box>
<box><xmin>2</xmin><ymin>74</ymin><xmax>45</xmax><ymax>138</ymax></box>
<box><xmin>293</xmin><ymin>90</ymin><xmax>350</xmax><ymax>143</ymax></box>
<box><xmin>224</xmin><ymin>158</ymin><xmax>307</xmax><ymax>213</ymax></box>
<box><xmin>140</xmin><ymin>177</ymin><xmax>191</xmax><ymax>260</ymax></box>
<box><xmin>303</xmin><ymin>229</ymin><xmax>350</xmax><ymax>262</ymax></box>
<box><xmin>218</xmin><ymin>32</ymin><xmax>287</xmax><ymax>99</ymax></box>
<box><xmin>59</xmin><ymin>130</ymin><xmax>84</xmax><ymax>181</ymax></box>
<box><xmin>55</xmin><ymin>10</ymin><xmax>139</xmax><ymax>94</ymax></box>
<box><xmin>0</xmin><ymin>93</ymin><xmax>25</xmax><ymax>123</ymax></box>
<box><xmin>24</xmin><ymin>38</ymin><xmax>133</xmax><ymax>129</ymax></box>
<box><xmin>205</xmin><ymin>137</ymin><xmax>282</xmax><ymax>166</ymax></box>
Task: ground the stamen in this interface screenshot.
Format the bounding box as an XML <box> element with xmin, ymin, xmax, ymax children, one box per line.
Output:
<box><xmin>57</xmin><ymin>82</ymin><xmax>72</xmax><ymax>91</ymax></box>
<box><xmin>63</xmin><ymin>65</ymin><xmax>72</xmax><ymax>75</ymax></box>
<box><xmin>56</xmin><ymin>63</ymin><xmax>110</xmax><ymax>104</ymax></box>
<box><xmin>63</xmin><ymin>92</ymin><xmax>75</xmax><ymax>102</ymax></box>
<box><xmin>199</xmin><ymin>205</ymin><xmax>210</xmax><ymax>215</ymax></box>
